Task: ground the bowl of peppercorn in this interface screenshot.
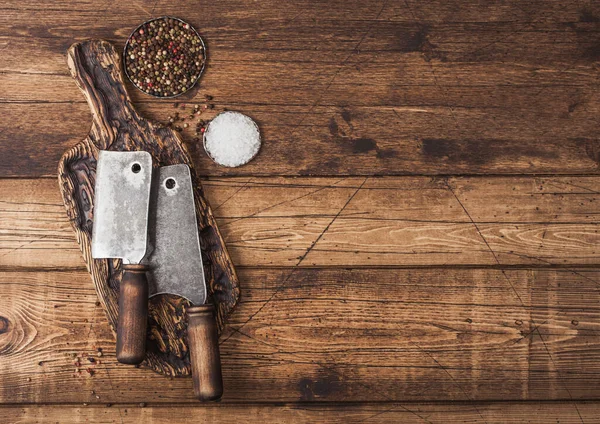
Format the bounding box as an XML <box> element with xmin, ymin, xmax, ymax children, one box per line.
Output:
<box><xmin>124</xmin><ymin>16</ymin><xmax>206</xmax><ymax>98</ymax></box>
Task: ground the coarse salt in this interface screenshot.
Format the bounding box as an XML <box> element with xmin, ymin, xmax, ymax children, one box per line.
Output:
<box><xmin>203</xmin><ymin>111</ymin><xmax>261</xmax><ymax>167</ymax></box>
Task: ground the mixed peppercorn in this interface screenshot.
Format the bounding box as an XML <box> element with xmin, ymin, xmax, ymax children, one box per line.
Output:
<box><xmin>124</xmin><ymin>17</ymin><xmax>205</xmax><ymax>97</ymax></box>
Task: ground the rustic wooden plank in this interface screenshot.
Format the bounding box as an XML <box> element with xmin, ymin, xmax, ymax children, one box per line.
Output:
<box><xmin>1</xmin><ymin>0</ymin><xmax>599</xmax><ymax>29</ymax></box>
<box><xmin>1</xmin><ymin>2</ymin><xmax>599</xmax><ymax>176</ymax></box>
<box><xmin>0</xmin><ymin>268</ymin><xmax>598</xmax><ymax>403</ymax></box>
<box><xmin>4</xmin><ymin>60</ymin><xmax>597</xmax><ymax>106</ymax></box>
<box><xmin>2</xmin><ymin>100</ymin><xmax>599</xmax><ymax>178</ymax></box>
<box><xmin>4</xmin><ymin>28</ymin><xmax>600</xmax><ymax>76</ymax></box>
<box><xmin>3</xmin><ymin>402</ymin><xmax>600</xmax><ymax>423</ymax></box>
<box><xmin>0</xmin><ymin>177</ymin><xmax>597</xmax><ymax>270</ymax></box>
<box><xmin>2</xmin><ymin>0</ymin><xmax>599</xmax><ymax>21</ymax></box>
<box><xmin>1</xmin><ymin>86</ymin><xmax>599</xmax><ymax>177</ymax></box>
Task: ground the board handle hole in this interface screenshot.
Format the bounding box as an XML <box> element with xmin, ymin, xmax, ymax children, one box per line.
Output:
<box><xmin>131</xmin><ymin>163</ymin><xmax>141</xmax><ymax>173</ymax></box>
<box><xmin>165</xmin><ymin>178</ymin><xmax>176</xmax><ymax>189</ymax></box>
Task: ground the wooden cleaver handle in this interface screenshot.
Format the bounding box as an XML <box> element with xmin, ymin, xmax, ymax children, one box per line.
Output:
<box><xmin>188</xmin><ymin>304</ymin><xmax>223</xmax><ymax>401</ymax></box>
<box><xmin>117</xmin><ymin>264</ymin><xmax>149</xmax><ymax>365</ymax></box>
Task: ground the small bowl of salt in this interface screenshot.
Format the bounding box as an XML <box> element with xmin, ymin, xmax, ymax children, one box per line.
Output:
<box><xmin>203</xmin><ymin>111</ymin><xmax>261</xmax><ymax>167</ymax></box>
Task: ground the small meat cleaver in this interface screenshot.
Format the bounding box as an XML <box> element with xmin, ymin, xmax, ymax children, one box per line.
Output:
<box><xmin>147</xmin><ymin>164</ymin><xmax>223</xmax><ymax>401</ymax></box>
<box><xmin>92</xmin><ymin>150</ymin><xmax>153</xmax><ymax>365</ymax></box>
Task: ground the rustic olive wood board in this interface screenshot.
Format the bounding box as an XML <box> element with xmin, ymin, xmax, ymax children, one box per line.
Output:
<box><xmin>57</xmin><ymin>40</ymin><xmax>239</xmax><ymax>376</ymax></box>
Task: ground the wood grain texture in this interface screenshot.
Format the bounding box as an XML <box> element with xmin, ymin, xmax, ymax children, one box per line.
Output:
<box><xmin>1</xmin><ymin>177</ymin><xmax>597</xmax><ymax>269</ymax></box>
<box><xmin>1</xmin><ymin>268</ymin><xmax>599</xmax><ymax>403</ymax></box>
<box><xmin>1</xmin><ymin>1</ymin><xmax>599</xmax><ymax>176</ymax></box>
<box><xmin>57</xmin><ymin>40</ymin><xmax>239</xmax><ymax>376</ymax></box>
<box><xmin>4</xmin><ymin>402</ymin><xmax>600</xmax><ymax>424</ymax></box>
<box><xmin>2</xmin><ymin>0</ymin><xmax>600</xmax><ymax>419</ymax></box>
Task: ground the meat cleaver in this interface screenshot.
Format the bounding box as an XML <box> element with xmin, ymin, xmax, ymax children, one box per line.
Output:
<box><xmin>92</xmin><ymin>150</ymin><xmax>153</xmax><ymax>365</ymax></box>
<box><xmin>147</xmin><ymin>164</ymin><xmax>223</xmax><ymax>401</ymax></box>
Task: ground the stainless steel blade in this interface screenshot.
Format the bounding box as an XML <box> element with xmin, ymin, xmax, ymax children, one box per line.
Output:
<box><xmin>91</xmin><ymin>150</ymin><xmax>153</xmax><ymax>264</ymax></box>
<box><xmin>146</xmin><ymin>164</ymin><xmax>206</xmax><ymax>305</ymax></box>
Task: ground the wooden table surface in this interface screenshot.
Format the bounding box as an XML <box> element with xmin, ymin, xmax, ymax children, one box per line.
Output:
<box><xmin>1</xmin><ymin>1</ymin><xmax>599</xmax><ymax>422</ymax></box>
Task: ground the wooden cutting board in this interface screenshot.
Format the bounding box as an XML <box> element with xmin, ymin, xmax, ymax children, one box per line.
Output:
<box><xmin>57</xmin><ymin>40</ymin><xmax>240</xmax><ymax>376</ymax></box>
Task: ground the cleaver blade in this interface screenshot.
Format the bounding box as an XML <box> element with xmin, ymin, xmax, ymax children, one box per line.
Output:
<box><xmin>92</xmin><ymin>150</ymin><xmax>153</xmax><ymax>264</ymax></box>
<box><xmin>147</xmin><ymin>164</ymin><xmax>223</xmax><ymax>401</ymax></box>
<box><xmin>91</xmin><ymin>150</ymin><xmax>153</xmax><ymax>365</ymax></box>
<box><xmin>147</xmin><ymin>164</ymin><xmax>206</xmax><ymax>305</ymax></box>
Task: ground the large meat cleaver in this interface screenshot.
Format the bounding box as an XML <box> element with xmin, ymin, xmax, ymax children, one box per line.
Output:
<box><xmin>92</xmin><ymin>150</ymin><xmax>153</xmax><ymax>365</ymax></box>
<box><xmin>147</xmin><ymin>164</ymin><xmax>223</xmax><ymax>401</ymax></box>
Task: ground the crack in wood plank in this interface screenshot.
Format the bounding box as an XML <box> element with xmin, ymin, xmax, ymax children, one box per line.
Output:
<box><xmin>221</xmin><ymin>177</ymin><xmax>368</xmax><ymax>344</ymax></box>
<box><xmin>217</xmin><ymin>178</ymin><xmax>347</xmax><ymax>229</ymax></box>
<box><xmin>212</xmin><ymin>178</ymin><xmax>254</xmax><ymax>211</ymax></box>
<box><xmin>0</xmin><ymin>235</ymin><xmax>49</xmax><ymax>260</ymax></box>
<box><xmin>284</xmin><ymin>0</ymin><xmax>390</xmax><ymax>138</ymax></box>
<box><xmin>408</xmin><ymin>339</ymin><xmax>488</xmax><ymax>424</ymax></box>
<box><xmin>445</xmin><ymin>179</ymin><xmax>590</xmax><ymax>418</ymax></box>
<box><xmin>535</xmin><ymin>328</ymin><xmax>585</xmax><ymax>424</ymax></box>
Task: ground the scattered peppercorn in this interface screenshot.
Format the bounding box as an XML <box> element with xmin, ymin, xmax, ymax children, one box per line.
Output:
<box><xmin>164</xmin><ymin>94</ymin><xmax>216</xmax><ymax>131</ymax></box>
<box><xmin>124</xmin><ymin>17</ymin><xmax>206</xmax><ymax>97</ymax></box>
